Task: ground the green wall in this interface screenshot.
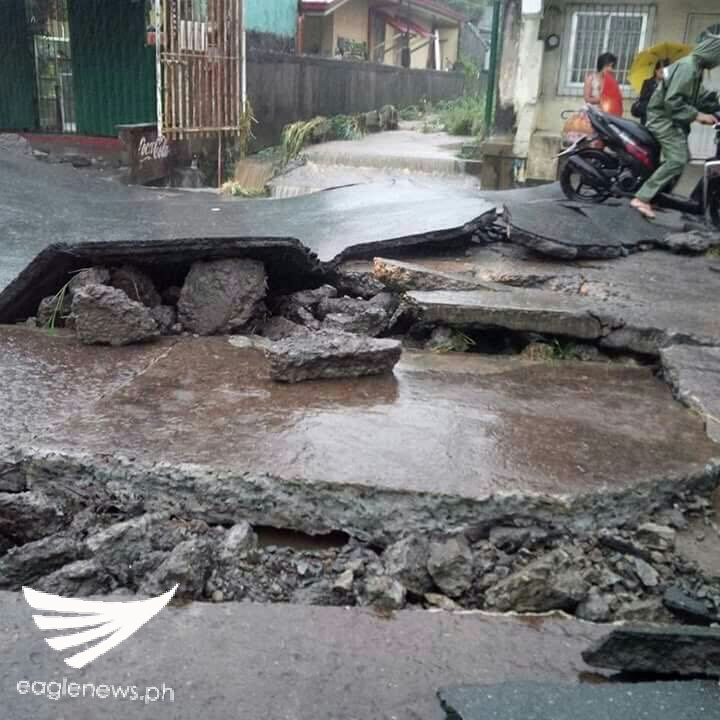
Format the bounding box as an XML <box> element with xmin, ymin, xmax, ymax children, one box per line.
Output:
<box><xmin>68</xmin><ymin>0</ymin><xmax>156</xmax><ymax>136</ymax></box>
<box><xmin>245</xmin><ymin>0</ymin><xmax>297</xmax><ymax>38</ymax></box>
<box><xmin>0</xmin><ymin>0</ymin><xmax>35</xmax><ymax>130</ymax></box>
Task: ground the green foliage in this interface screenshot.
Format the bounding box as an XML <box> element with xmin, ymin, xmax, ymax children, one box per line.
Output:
<box><xmin>439</xmin><ymin>95</ymin><xmax>485</xmax><ymax>136</ymax></box>
<box><xmin>329</xmin><ymin>114</ymin><xmax>363</xmax><ymax>141</ymax></box>
<box><xmin>432</xmin><ymin>330</ymin><xmax>476</xmax><ymax>353</ymax></box>
<box><xmin>280</xmin><ymin>117</ymin><xmax>328</xmax><ymax>163</ymax></box>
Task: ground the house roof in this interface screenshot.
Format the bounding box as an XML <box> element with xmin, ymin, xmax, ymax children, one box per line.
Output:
<box><xmin>301</xmin><ymin>0</ymin><xmax>464</xmax><ymax>23</ymax></box>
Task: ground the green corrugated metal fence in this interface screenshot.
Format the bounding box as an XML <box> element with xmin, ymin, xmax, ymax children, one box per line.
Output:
<box><xmin>68</xmin><ymin>0</ymin><xmax>156</xmax><ymax>136</ymax></box>
<box><xmin>0</xmin><ymin>0</ymin><xmax>36</xmax><ymax>131</ymax></box>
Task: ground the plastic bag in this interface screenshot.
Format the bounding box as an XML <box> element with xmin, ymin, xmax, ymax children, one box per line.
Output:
<box><xmin>561</xmin><ymin>110</ymin><xmax>593</xmax><ymax>146</ymax></box>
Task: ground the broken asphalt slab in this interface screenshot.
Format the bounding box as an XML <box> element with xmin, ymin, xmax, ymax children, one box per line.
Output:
<box><xmin>0</xmin><ymin>593</ymin><xmax>604</xmax><ymax>720</ymax></box>
<box><xmin>662</xmin><ymin>345</ymin><xmax>720</xmax><ymax>443</ymax></box>
<box><xmin>2</xmin><ymin>328</ymin><xmax>718</xmax><ymax>543</ymax></box>
<box><xmin>582</xmin><ymin>625</ymin><xmax>720</xmax><ymax>677</ymax></box>
<box><xmin>407</xmin><ymin>247</ymin><xmax>720</xmax><ymax>354</ymax></box>
<box><xmin>438</xmin><ymin>680</ymin><xmax>720</xmax><ymax>720</ymax></box>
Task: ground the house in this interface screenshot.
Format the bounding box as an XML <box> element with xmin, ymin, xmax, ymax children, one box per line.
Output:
<box><xmin>489</xmin><ymin>0</ymin><xmax>720</xmax><ymax>183</ymax></box>
<box><xmin>298</xmin><ymin>0</ymin><xmax>464</xmax><ymax>70</ymax></box>
<box><xmin>0</xmin><ymin>0</ymin><xmax>296</xmax><ymax>136</ymax></box>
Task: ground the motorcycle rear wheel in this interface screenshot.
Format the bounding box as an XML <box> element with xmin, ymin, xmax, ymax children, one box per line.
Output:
<box><xmin>559</xmin><ymin>150</ymin><xmax>617</xmax><ymax>203</ymax></box>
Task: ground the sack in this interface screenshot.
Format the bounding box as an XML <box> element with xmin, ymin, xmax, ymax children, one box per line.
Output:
<box><xmin>600</xmin><ymin>72</ymin><xmax>623</xmax><ymax>116</ymax></box>
<box><xmin>562</xmin><ymin>110</ymin><xmax>592</xmax><ymax>145</ymax></box>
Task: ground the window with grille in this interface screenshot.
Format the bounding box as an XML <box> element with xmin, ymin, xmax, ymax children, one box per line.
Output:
<box><xmin>560</xmin><ymin>4</ymin><xmax>655</xmax><ymax>96</ymax></box>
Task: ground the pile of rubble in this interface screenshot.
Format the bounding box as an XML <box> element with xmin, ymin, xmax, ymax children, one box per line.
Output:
<box><xmin>31</xmin><ymin>261</ymin><xmax>406</xmax><ymax>382</ymax></box>
<box><xmin>2</xmin><ymin>490</ymin><xmax>718</xmax><ymax>625</ymax></box>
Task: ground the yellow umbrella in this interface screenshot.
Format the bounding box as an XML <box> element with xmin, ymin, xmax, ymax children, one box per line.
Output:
<box><xmin>628</xmin><ymin>42</ymin><xmax>691</xmax><ymax>92</ymax></box>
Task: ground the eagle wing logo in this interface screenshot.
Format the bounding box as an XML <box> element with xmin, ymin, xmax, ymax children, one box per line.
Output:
<box><xmin>23</xmin><ymin>585</ymin><xmax>178</xmax><ymax>668</ymax></box>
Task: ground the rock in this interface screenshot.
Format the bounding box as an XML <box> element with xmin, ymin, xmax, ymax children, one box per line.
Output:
<box><xmin>289</xmin><ymin>285</ymin><xmax>338</xmax><ymax>310</ymax></box>
<box><xmin>383</xmin><ymin>536</ymin><xmax>433</xmax><ymax>596</ymax></box>
<box><xmin>266</xmin><ymin>330</ymin><xmax>402</xmax><ymax>383</ymax></box>
<box><xmin>217</xmin><ymin>522</ymin><xmax>257</xmax><ymax>563</ymax></box>
<box><xmin>661</xmin><ymin>230</ymin><xmax>715</xmax><ymax>254</ymax></box>
<box><xmin>292</xmin><ymin>579</ymin><xmax>340</xmax><ymax>605</ymax></box>
<box><xmin>614</xmin><ymin>597</ymin><xmax>673</xmax><ymax>623</ymax></box>
<box><xmin>178</xmin><ymin>258</ymin><xmax>267</xmax><ymax>335</ymax></box>
<box><xmin>427</xmin><ymin>536</ymin><xmax>473</xmax><ymax>598</ymax></box>
<box><xmin>485</xmin><ymin>551</ymin><xmax>589</xmax><ymax>613</ymax></box>
<box><xmin>576</xmin><ymin>592</ymin><xmax>612</xmax><ymax>623</ymax></box>
<box><xmin>0</xmin><ymin>534</ymin><xmax>82</xmax><ymax>589</ymax></box>
<box><xmin>332</xmin><ymin>270</ymin><xmax>386</xmax><ymax>300</ymax></box>
<box><xmin>424</xmin><ymin>593</ymin><xmax>460</xmax><ymax>610</ymax></box>
<box><xmin>333</xmin><ymin>568</ymin><xmax>355</xmax><ymax>592</ymax></box>
<box><xmin>68</xmin><ymin>267</ymin><xmax>111</xmax><ymax>294</ymax></box>
<box><xmin>637</xmin><ymin>523</ymin><xmax>676</xmax><ymax>551</ymax></box>
<box><xmin>0</xmin><ymin>492</ymin><xmax>67</xmax><ymax>551</ymax></box>
<box><xmin>663</xmin><ymin>586</ymin><xmax>718</xmax><ymax>625</ymax></box>
<box><xmin>317</xmin><ymin>297</ymin><xmax>389</xmax><ymax>336</ymax></box>
<box><xmin>259</xmin><ymin>316</ymin><xmax>309</xmax><ymax>341</ymax></box>
<box><xmin>598</xmin><ymin>531</ymin><xmax>653</xmax><ymax>562</ymax></box>
<box><xmin>365</xmin><ymin>110</ymin><xmax>382</xmax><ymax>132</ymax></box>
<box><xmin>34</xmin><ymin>559</ymin><xmax>111</xmax><ymax>597</ymax></box>
<box><xmin>582</xmin><ymin>626</ymin><xmax>720</xmax><ymax>677</ymax></box>
<box><xmin>150</xmin><ymin>305</ymin><xmax>177</xmax><ymax>334</ymax></box>
<box><xmin>72</xmin><ymin>284</ymin><xmax>159</xmax><ymax>346</ymax></box>
<box><xmin>489</xmin><ymin>526</ymin><xmax>533</xmax><ymax>553</ymax></box>
<box><xmin>368</xmin><ymin>292</ymin><xmax>400</xmax><ymax>315</ymax></box>
<box><xmin>37</xmin><ymin>293</ymin><xmax>72</xmax><ymax>329</ymax></box>
<box><xmin>140</xmin><ymin>537</ymin><xmax>214</xmax><ymax>599</ymax></box>
<box><xmin>109</xmin><ymin>265</ymin><xmax>161</xmax><ymax>307</ymax></box>
<box><xmin>211</xmin><ymin>589</ymin><xmax>225</xmax><ymax>603</ymax></box>
<box><xmin>372</xmin><ymin>257</ymin><xmax>491</xmax><ymax>292</ymax></box>
<box><xmin>365</xmin><ymin>575</ymin><xmax>406</xmax><ymax>610</ymax></box>
<box><xmin>631</xmin><ymin>557</ymin><xmax>660</xmax><ymax>588</ymax></box>
<box><xmin>661</xmin><ymin>508</ymin><xmax>689</xmax><ymax>531</ymax></box>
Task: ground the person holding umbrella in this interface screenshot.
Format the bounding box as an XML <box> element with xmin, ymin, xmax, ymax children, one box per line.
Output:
<box><xmin>630</xmin><ymin>34</ymin><xmax>720</xmax><ymax>219</ymax></box>
<box><xmin>632</xmin><ymin>59</ymin><xmax>670</xmax><ymax>125</ymax></box>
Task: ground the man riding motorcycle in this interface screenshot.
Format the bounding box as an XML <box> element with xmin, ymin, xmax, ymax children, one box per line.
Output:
<box><xmin>631</xmin><ymin>34</ymin><xmax>720</xmax><ymax>219</ymax></box>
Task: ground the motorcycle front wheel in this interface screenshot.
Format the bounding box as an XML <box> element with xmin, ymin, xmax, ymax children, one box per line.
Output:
<box><xmin>559</xmin><ymin>149</ymin><xmax>616</xmax><ymax>203</ymax></box>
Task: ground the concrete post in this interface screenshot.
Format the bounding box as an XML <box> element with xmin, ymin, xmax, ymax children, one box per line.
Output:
<box><xmin>512</xmin><ymin>0</ymin><xmax>544</xmax><ymax>159</ymax></box>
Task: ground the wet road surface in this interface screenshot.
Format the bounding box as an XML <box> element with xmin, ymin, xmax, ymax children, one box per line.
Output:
<box><xmin>2</xmin><ymin>328</ymin><xmax>714</xmax><ymax>498</ymax></box>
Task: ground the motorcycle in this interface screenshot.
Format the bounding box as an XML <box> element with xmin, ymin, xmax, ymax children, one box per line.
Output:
<box><xmin>558</xmin><ymin>104</ymin><xmax>720</xmax><ymax>228</ymax></box>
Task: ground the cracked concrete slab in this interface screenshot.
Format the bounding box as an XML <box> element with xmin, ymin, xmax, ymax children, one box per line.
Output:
<box><xmin>2</xmin><ymin>327</ymin><xmax>717</xmax><ymax>542</ymax></box>
<box><xmin>0</xmin><ymin>592</ymin><xmax>603</xmax><ymax>720</ymax></box>
<box><xmin>403</xmin><ymin>246</ymin><xmax>720</xmax><ymax>354</ymax></box>
<box><xmin>662</xmin><ymin>345</ymin><xmax>720</xmax><ymax>443</ymax></box>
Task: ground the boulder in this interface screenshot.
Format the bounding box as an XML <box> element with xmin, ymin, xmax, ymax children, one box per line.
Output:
<box><xmin>582</xmin><ymin>626</ymin><xmax>720</xmax><ymax>677</ymax></box>
<box><xmin>260</xmin><ymin>316</ymin><xmax>309</xmax><ymax>341</ymax></box>
<box><xmin>34</xmin><ymin>559</ymin><xmax>111</xmax><ymax>597</ymax></box>
<box><xmin>37</xmin><ymin>293</ymin><xmax>72</xmax><ymax>329</ymax></box>
<box><xmin>109</xmin><ymin>265</ymin><xmax>162</xmax><ymax>307</ymax></box>
<box><xmin>365</xmin><ymin>575</ymin><xmax>406</xmax><ymax>610</ymax></box>
<box><xmin>489</xmin><ymin>526</ymin><xmax>531</xmax><ymax>552</ymax></box>
<box><xmin>288</xmin><ymin>285</ymin><xmax>338</xmax><ymax>310</ymax></box>
<box><xmin>217</xmin><ymin>522</ymin><xmax>257</xmax><ymax>563</ymax></box>
<box><xmin>661</xmin><ymin>230</ymin><xmax>716</xmax><ymax>254</ymax></box>
<box><xmin>575</xmin><ymin>592</ymin><xmax>612</xmax><ymax>623</ymax></box>
<box><xmin>485</xmin><ymin>550</ymin><xmax>589</xmax><ymax>613</ymax></box>
<box><xmin>72</xmin><ymin>284</ymin><xmax>159</xmax><ymax>346</ymax></box>
<box><xmin>427</xmin><ymin>535</ymin><xmax>473</xmax><ymax>598</ymax></box>
<box><xmin>332</xmin><ymin>270</ymin><xmax>386</xmax><ymax>299</ymax></box>
<box><xmin>68</xmin><ymin>267</ymin><xmax>110</xmax><ymax>295</ymax></box>
<box><xmin>266</xmin><ymin>330</ymin><xmax>402</xmax><ymax>383</ymax></box>
<box><xmin>178</xmin><ymin>258</ymin><xmax>267</xmax><ymax>335</ymax></box>
<box><xmin>383</xmin><ymin>536</ymin><xmax>433</xmax><ymax>596</ymax></box>
<box><xmin>140</xmin><ymin>537</ymin><xmax>214</xmax><ymax>599</ymax></box>
<box><xmin>317</xmin><ymin>296</ymin><xmax>389</xmax><ymax>337</ymax></box>
<box><xmin>630</xmin><ymin>557</ymin><xmax>660</xmax><ymax>588</ymax></box>
<box><xmin>333</xmin><ymin>568</ymin><xmax>355</xmax><ymax>593</ymax></box>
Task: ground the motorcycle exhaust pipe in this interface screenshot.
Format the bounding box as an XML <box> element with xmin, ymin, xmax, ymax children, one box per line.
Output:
<box><xmin>565</xmin><ymin>155</ymin><xmax>610</xmax><ymax>189</ymax></box>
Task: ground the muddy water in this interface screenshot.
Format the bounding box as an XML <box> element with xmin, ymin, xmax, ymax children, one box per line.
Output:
<box><xmin>2</xmin><ymin>328</ymin><xmax>715</xmax><ymax>499</ymax></box>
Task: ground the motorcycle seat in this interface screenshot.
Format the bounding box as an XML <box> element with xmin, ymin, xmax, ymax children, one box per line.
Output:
<box><xmin>594</xmin><ymin>109</ymin><xmax>660</xmax><ymax>153</ymax></box>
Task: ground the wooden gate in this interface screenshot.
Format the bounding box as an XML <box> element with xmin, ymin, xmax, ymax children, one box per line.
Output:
<box><xmin>155</xmin><ymin>0</ymin><xmax>245</xmax><ymax>139</ymax></box>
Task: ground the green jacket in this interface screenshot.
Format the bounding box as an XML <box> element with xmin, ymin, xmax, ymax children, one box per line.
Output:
<box><xmin>647</xmin><ymin>35</ymin><xmax>720</xmax><ymax>132</ymax></box>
